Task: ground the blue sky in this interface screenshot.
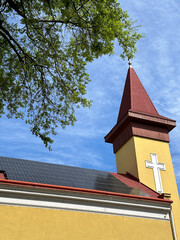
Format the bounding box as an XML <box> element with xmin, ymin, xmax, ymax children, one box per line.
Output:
<box><xmin>0</xmin><ymin>0</ymin><xmax>180</xmax><ymax>193</ymax></box>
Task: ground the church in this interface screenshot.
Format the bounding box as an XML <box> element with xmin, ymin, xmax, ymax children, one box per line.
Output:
<box><xmin>0</xmin><ymin>63</ymin><xmax>179</xmax><ymax>239</ymax></box>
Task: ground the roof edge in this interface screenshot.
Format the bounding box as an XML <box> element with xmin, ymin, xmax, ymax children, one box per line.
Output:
<box><xmin>0</xmin><ymin>179</ymin><xmax>173</xmax><ymax>204</ymax></box>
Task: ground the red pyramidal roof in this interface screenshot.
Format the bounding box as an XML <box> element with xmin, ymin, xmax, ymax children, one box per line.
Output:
<box><xmin>105</xmin><ymin>65</ymin><xmax>176</xmax><ymax>153</ymax></box>
<box><xmin>117</xmin><ymin>67</ymin><xmax>159</xmax><ymax>122</ymax></box>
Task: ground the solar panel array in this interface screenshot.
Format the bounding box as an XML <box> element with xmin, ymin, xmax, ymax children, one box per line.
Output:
<box><xmin>0</xmin><ymin>156</ymin><xmax>149</xmax><ymax>197</ymax></box>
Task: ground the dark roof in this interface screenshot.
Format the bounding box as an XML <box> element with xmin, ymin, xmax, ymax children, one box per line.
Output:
<box><xmin>0</xmin><ymin>156</ymin><xmax>150</xmax><ymax>197</ymax></box>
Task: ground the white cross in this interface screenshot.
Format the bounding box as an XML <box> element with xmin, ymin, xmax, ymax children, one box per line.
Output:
<box><xmin>145</xmin><ymin>153</ymin><xmax>166</xmax><ymax>193</ymax></box>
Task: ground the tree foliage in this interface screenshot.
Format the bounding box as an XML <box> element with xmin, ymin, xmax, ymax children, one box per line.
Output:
<box><xmin>0</xmin><ymin>0</ymin><xmax>142</xmax><ymax>149</ymax></box>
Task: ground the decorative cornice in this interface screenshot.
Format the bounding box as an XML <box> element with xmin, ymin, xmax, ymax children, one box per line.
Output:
<box><xmin>105</xmin><ymin>110</ymin><xmax>176</xmax><ymax>153</ymax></box>
<box><xmin>0</xmin><ymin>183</ymin><xmax>172</xmax><ymax>221</ymax></box>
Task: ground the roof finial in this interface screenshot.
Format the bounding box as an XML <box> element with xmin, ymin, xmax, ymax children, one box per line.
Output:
<box><xmin>128</xmin><ymin>59</ymin><xmax>132</xmax><ymax>68</ymax></box>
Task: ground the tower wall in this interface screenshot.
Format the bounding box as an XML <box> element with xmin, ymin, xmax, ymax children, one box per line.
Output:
<box><xmin>116</xmin><ymin>136</ymin><xmax>180</xmax><ymax>238</ymax></box>
<box><xmin>116</xmin><ymin>136</ymin><xmax>179</xmax><ymax>198</ymax></box>
<box><xmin>115</xmin><ymin>137</ymin><xmax>139</xmax><ymax>178</ymax></box>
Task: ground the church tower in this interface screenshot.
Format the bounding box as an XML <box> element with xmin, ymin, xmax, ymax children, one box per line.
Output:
<box><xmin>105</xmin><ymin>62</ymin><xmax>180</xmax><ymax>238</ymax></box>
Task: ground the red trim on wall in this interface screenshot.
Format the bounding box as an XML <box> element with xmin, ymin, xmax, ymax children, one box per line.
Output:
<box><xmin>0</xmin><ymin>179</ymin><xmax>172</xmax><ymax>204</ymax></box>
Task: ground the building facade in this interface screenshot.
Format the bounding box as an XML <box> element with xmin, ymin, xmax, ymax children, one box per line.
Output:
<box><xmin>0</xmin><ymin>65</ymin><xmax>179</xmax><ymax>239</ymax></box>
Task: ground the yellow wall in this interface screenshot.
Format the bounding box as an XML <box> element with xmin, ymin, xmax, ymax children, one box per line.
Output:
<box><xmin>0</xmin><ymin>205</ymin><xmax>174</xmax><ymax>240</ymax></box>
<box><xmin>133</xmin><ymin>137</ymin><xmax>179</xmax><ymax>197</ymax></box>
<box><xmin>116</xmin><ymin>136</ymin><xmax>180</xmax><ymax>239</ymax></box>
<box><xmin>116</xmin><ymin>137</ymin><xmax>139</xmax><ymax>179</ymax></box>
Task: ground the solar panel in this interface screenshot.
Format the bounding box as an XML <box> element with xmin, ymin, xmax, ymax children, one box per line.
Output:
<box><xmin>0</xmin><ymin>156</ymin><xmax>149</xmax><ymax>197</ymax></box>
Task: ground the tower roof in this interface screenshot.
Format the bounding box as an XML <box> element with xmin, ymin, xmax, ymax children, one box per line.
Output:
<box><xmin>117</xmin><ymin>67</ymin><xmax>159</xmax><ymax>122</ymax></box>
<box><xmin>105</xmin><ymin>65</ymin><xmax>176</xmax><ymax>153</ymax></box>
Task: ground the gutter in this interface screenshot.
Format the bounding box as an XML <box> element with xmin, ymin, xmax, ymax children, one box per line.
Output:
<box><xmin>170</xmin><ymin>208</ymin><xmax>177</xmax><ymax>240</ymax></box>
<box><xmin>0</xmin><ymin>179</ymin><xmax>172</xmax><ymax>204</ymax></box>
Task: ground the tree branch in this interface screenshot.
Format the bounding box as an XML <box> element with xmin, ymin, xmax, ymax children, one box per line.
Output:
<box><xmin>6</xmin><ymin>0</ymin><xmax>25</xmax><ymax>18</ymax></box>
<box><xmin>0</xmin><ymin>24</ymin><xmax>51</xmax><ymax>70</ymax></box>
<box><xmin>76</xmin><ymin>0</ymin><xmax>90</xmax><ymax>12</ymax></box>
<box><xmin>0</xmin><ymin>24</ymin><xmax>27</xmax><ymax>56</ymax></box>
<box><xmin>36</xmin><ymin>19</ymin><xmax>93</xmax><ymax>29</ymax></box>
<box><xmin>37</xmin><ymin>19</ymin><xmax>79</xmax><ymax>26</ymax></box>
<box><xmin>0</xmin><ymin>0</ymin><xmax>8</xmax><ymax>13</ymax></box>
<box><xmin>70</xmin><ymin>0</ymin><xmax>89</xmax><ymax>24</ymax></box>
<box><xmin>0</xmin><ymin>30</ymin><xmax>23</xmax><ymax>62</ymax></box>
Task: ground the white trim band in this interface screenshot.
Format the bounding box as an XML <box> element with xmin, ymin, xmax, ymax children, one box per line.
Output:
<box><xmin>0</xmin><ymin>185</ymin><xmax>171</xmax><ymax>221</ymax></box>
